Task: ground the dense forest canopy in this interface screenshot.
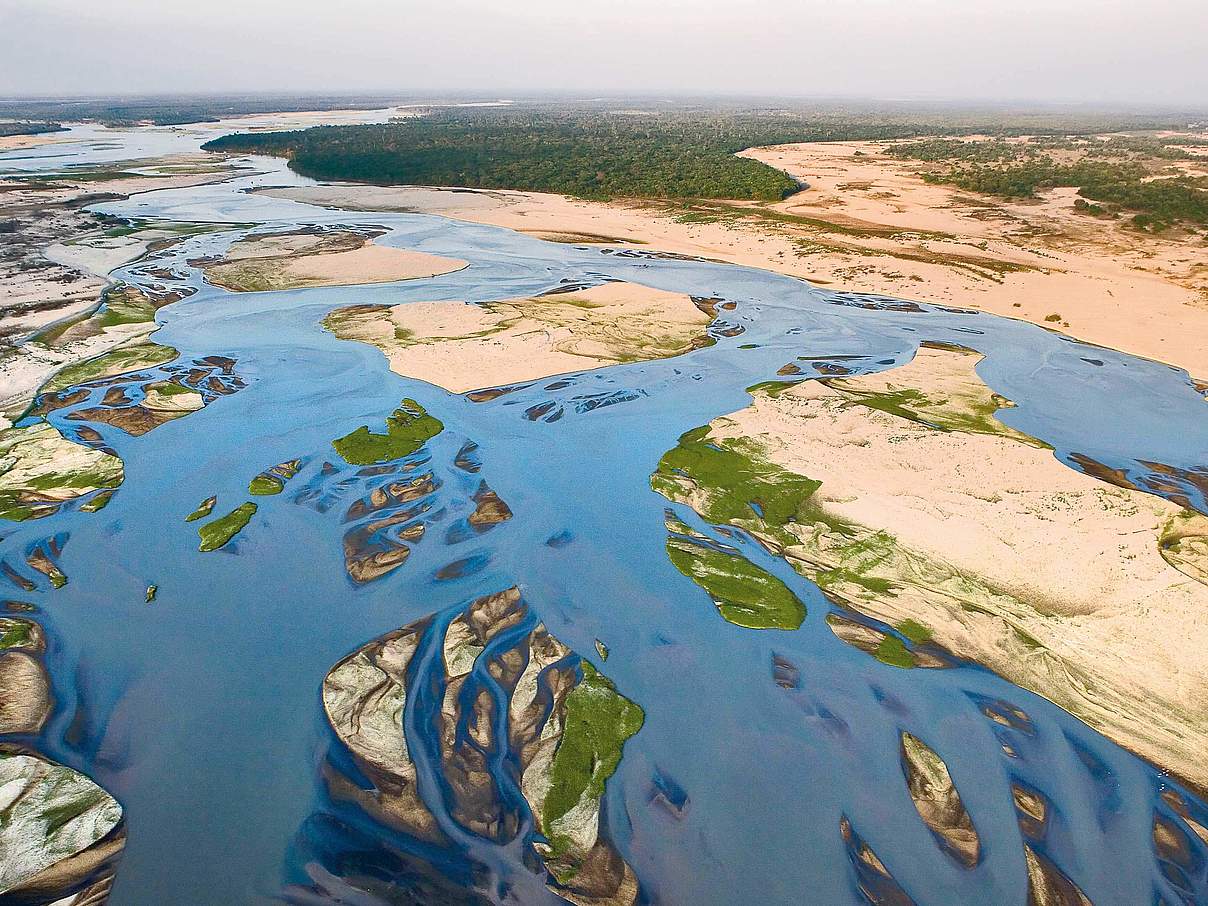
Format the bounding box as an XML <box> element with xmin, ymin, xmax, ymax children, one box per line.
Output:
<box><xmin>201</xmin><ymin>105</ymin><xmax>1208</xmax><ymax>202</ymax></box>
<box><xmin>0</xmin><ymin>121</ymin><xmax>66</xmax><ymax>138</ymax></box>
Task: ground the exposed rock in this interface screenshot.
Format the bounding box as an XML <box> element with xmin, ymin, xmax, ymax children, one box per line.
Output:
<box><xmin>68</xmin><ymin>381</ymin><xmax>203</xmax><ymax>436</ymax></box>
<box><xmin>25</xmin><ymin>537</ymin><xmax>68</xmax><ymax>589</ymax></box>
<box><xmin>1159</xmin><ymin>510</ymin><xmax>1208</xmax><ymax>586</ymax></box>
<box><xmin>1159</xmin><ymin>788</ymin><xmax>1208</xmax><ymax>847</ymax></box>
<box><xmin>322</xmin><ymin>616</ymin><xmax>444</xmax><ymax>843</ymax></box>
<box><xmin>899</xmin><ymin>732</ymin><xmax>980</xmax><ymax>867</ymax></box>
<box><xmin>0</xmin><ymin>748</ymin><xmax>124</xmax><ymax>901</ymax></box>
<box><xmin>1012</xmin><ymin>783</ymin><xmax>1050</xmax><ymax>841</ymax></box>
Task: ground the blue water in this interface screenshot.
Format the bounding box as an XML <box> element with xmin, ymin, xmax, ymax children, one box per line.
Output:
<box><xmin>2</xmin><ymin>130</ymin><xmax>1207</xmax><ymax>905</ymax></box>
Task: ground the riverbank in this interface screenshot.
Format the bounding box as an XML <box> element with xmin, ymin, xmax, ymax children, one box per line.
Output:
<box><xmin>259</xmin><ymin>131</ymin><xmax>1208</xmax><ymax>377</ymax></box>
<box><xmin>655</xmin><ymin>344</ymin><xmax>1208</xmax><ymax>792</ymax></box>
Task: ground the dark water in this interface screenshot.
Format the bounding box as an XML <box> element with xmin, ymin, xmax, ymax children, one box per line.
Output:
<box><xmin>3</xmin><ymin>135</ymin><xmax>1208</xmax><ymax>905</ymax></box>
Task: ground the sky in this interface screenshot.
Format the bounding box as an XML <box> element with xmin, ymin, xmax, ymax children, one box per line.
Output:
<box><xmin>1</xmin><ymin>0</ymin><xmax>1206</xmax><ymax>107</ymax></box>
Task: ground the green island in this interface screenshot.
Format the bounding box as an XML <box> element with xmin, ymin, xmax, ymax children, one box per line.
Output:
<box><xmin>198</xmin><ymin>502</ymin><xmax>257</xmax><ymax>552</ymax></box>
<box><xmin>185</xmin><ymin>496</ymin><xmax>217</xmax><ymax>522</ymax></box>
<box><xmin>248</xmin><ymin>459</ymin><xmax>303</xmax><ymax>495</ymax></box>
<box><xmin>333</xmin><ymin>399</ymin><xmax>443</xmax><ymax>465</ymax></box>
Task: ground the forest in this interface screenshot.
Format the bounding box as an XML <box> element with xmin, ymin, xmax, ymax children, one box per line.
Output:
<box><xmin>202</xmin><ymin>105</ymin><xmax>1206</xmax><ymax>202</ymax></box>
<box><xmin>0</xmin><ymin>121</ymin><xmax>65</xmax><ymax>138</ymax></box>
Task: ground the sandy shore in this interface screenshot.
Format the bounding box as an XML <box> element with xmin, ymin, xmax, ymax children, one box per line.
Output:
<box><xmin>261</xmin><ymin>136</ymin><xmax>1208</xmax><ymax>376</ymax></box>
<box><xmin>0</xmin><ymin>133</ymin><xmax>70</xmax><ymax>152</ymax></box>
<box><xmin>324</xmin><ymin>281</ymin><xmax>711</xmax><ymax>393</ymax></box>
<box><xmin>689</xmin><ymin>346</ymin><xmax>1208</xmax><ymax>790</ymax></box>
<box><xmin>200</xmin><ymin>229</ymin><xmax>467</xmax><ymax>292</ymax></box>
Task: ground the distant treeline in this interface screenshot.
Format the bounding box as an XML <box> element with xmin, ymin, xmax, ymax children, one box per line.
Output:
<box><xmin>204</xmin><ymin>112</ymin><xmax>836</xmax><ymax>200</ymax></box>
<box><xmin>0</xmin><ymin>95</ymin><xmax>401</xmax><ymax>128</ymax></box>
<box><xmin>888</xmin><ymin>138</ymin><xmax>1208</xmax><ymax>230</ymax></box>
<box><xmin>202</xmin><ymin>105</ymin><xmax>1208</xmax><ymax>202</ymax></box>
<box><xmin>0</xmin><ymin>121</ymin><xmax>66</xmax><ymax>138</ymax></box>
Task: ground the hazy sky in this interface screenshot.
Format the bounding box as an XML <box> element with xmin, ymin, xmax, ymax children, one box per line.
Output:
<box><xmin>1</xmin><ymin>0</ymin><xmax>1205</xmax><ymax>106</ymax></box>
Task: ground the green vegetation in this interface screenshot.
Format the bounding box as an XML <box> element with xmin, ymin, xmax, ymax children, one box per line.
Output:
<box><xmin>185</xmin><ymin>495</ymin><xmax>217</xmax><ymax>522</ymax></box>
<box><xmin>80</xmin><ymin>490</ymin><xmax>114</xmax><ymax>513</ymax></box>
<box><xmin>95</xmin><ymin>286</ymin><xmax>157</xmax><ymax>328</ymax></box>
<box><xmin>0</xmin><ymin>121</ymin><xmax>65</xmax><ymax>138</ymax></box>
<box><xmin>248</xmin><ymin>459</ymin><xmax>301</xmax><ymax>495</ymax></box>
<box><xmin>198</xmin><ymin>502</ymin><xmax>257</xmax><ymax>552</ymax></box>
<box><xmin>202</xmin><ymin>102</ymin><xmax>1208</xmax><ymax>202</ymax></box>
<box><xmin>333</xmin><ymin>399</ymin><xmax>443</xmax><ymax>465</ymax></box>
<box><xmin>666</xmin><ymin>536</ymin><xmax>806</xmax><ymax>630</ymax></box>
<box><xmin>0</xmin><ymin>618</ymin><xmax>34</xmax><ymax>650</ymax></box>
<box><xmin>896</xmin><ymin>619</ymin><xmax>934</xmax><ymax>644</ymax></box>
<box><xmin>0</xmin><ymin>424</ymin><xmax>124</xmax><ymax>521</ymax></box>
<box><xmin>873</xmin><ymin>636</ymin><xmax>916</xmax><ymax>668</ymax></box>
<box><xmin>249</xmin><ymin>475</ymin><xmax>284</xmax><ymax>495</ymax></box>
<box><xmin>41</xmin><ymin>343</ymin><xmax>178</xmax><ymax>394</ymax></box>
<box><xmin>542</xmin><ymin>662</ymin><xmax>644</xmax><ymax>869</ymax></box>
<box><xmin>888</xmin><ymin>138</ymin><xmax>1208</xmax><ymax>230</ymax></box>
<box><xmin>651</xmin><ymin>425</ymin><xmax>820</xmax><ymax>526</ymax></box>
<box><xmin>204</xmin><ymin>111</ymin><xmax>806</xmax><ymax>200</ymax></box>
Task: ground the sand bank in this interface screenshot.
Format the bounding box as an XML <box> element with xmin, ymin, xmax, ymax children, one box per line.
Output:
<box><xmin>324</xmin><ymin>281</ymin><xmax>712</xmax><ymax>393</ymax></box>
<box><xmin>200</xmin><ymin>229</ymin><xmax>466</xmax><ymax>292</ymax></box>
<box><xmin>678</xmin><ymin>346</ymin><xmax>1208</xmax><ymax>790</ymax></box>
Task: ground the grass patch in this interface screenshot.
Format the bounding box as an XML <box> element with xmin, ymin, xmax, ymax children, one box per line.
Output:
<box><xmin>666</xmin><ymin>537</ymin><xmax>805</xmax><ymax>630</ymax></box>
<box><xmin>41</xmin><ymin>343</ymin><xmax>178</xmax><ymax>394</ymax></box>
<box><xmin>333</xmin><ymin>399</ymin><xmax>443</xmax><ymax>465</ymax></box>
<box><xmin>249</xmin><ymin>476</ymin><xmax>283</xmax><ymax>495</ymax></box>
<box><xmin>198</xmin><ymin>502</ymin><xmax>257</xmax><ymax>552</ymax></box>
<box><xmin>651</xmin><ymin>426</ymin><xmax>820</xmax><ymax>527</ymax></box>
<box><xmin>873</xmin><ymin>636</ymin><xmax>916</xmax><ymax>668</ymax></box>
<box><xmin>541</xmin><ymin>662</ymin><xmax>644</xmax><ymax>871</ymax></box>
<box><xmin>896</xmin><ymin>619</ymin><xmax>933</xmax><ymax>644</ymax></box>
<box><xmin>0</xmin><ymin>618</ymin><xmax>33</xmax><ymax>650</ymax></box>
<box><xmin>185</xmin><ymin>495</ymin><xmax>216</xmax><ymax>522</ymax></box>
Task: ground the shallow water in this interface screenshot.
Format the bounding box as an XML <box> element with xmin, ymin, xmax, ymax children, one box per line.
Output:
<box><xmin>3</xmin><ymin>129</ymin><xmax>1207</xmax><ymax>905</ymax></box>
